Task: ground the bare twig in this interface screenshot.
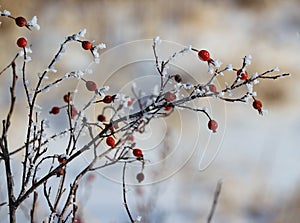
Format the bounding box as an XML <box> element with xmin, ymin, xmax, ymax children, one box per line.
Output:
<box><xmin>207</xmin><ymin>180</ymin><xmax>223</xmax><ymax>223</ymax></box>
<box><xmin>123</xmin><ymin>162</ymin><xmax>135</xmax><ymax>223</ymax></box>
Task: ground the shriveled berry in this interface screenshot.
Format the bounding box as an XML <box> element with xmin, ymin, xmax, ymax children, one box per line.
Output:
<box><xmin>133</xmin><ymin>148</ymin><xmax>143</xmax><ymax>158</ymax></box>
<box><xmin>174</xmin><ymin>74</ymin><xmax>182</xmax><ymax>83</ymax></box>
<box><xmin>56</xmin><ymin>167</ymin><xmax>65</xmax><ymax>177</ymax></box>
<box><xmin>97</xmin><ymin>114</ymin><xmax>106</xmax><ymax>122</ymax></box>
<box><xmin>136</xmin><ymin>172</ymin><xmax>145</xmax><ymax>183</ymax></box>
<box><xmin>15</xmin><ymin>16</ymin><xmax>27</xmax><ymax>27</ymax></box>
<box><xmin>103</xmin><ymin>95</ymin><xmax>116</xmax><ymax>104</ymax></box>
<box><xmin>49</xmin><ymin>106</ymin><xmax>60</xmax><ymax>115</ymax></box>
<box><xmin>82</xmin><ymin>41</ymin><xmax>92</xmax><ymax>50</ymax></box>
<box><xmin>253</xmin><ymin>99</ymin><xmax>263</xmax><ymax>115</ymax></box>
<box><xmin>198</xmin><ymin>49</ymin><xmax>211</xmax><ymax>61</ymax></box>
<box><xmin>17</xmin><ymin>37</ymin><xmax>27</xmax><ymax>48</ymax></box>
<box><xmin>63</xmin><ymin>94</ymin><xmax>72</xmax><ymax>103</ymax></box>
<box><xmin>237</xmin><ymin>69</ymin><xmax>248</xmax><ymax>80</ymax></box>
<box><xmin>208</xmin><ymin>119</ymin><xmax>218</xmax><ymax>133</ymax></box>
<box><xmin>164</xmin><ymin>92</ymin><xmax>176</xmax><ymax>102</ymax></box>
<box><xmin>106</xmin><ymin>136</ymin><xmax>115</xmax><ymax>147</ymax></box>
<box><xmin>86</xmin><ymin>80</ymin><xmax>97</xmax><ymax>91</ymax></box>
<box><xmin>57</xmin><ymin>154</ymin><xmax>67</xmax><ymax>164</ymax></box>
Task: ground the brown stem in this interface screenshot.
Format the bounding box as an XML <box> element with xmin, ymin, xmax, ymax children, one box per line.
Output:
<box><xmin>122</xmin><ymin>162</ymin><xmax>135</xmax><ymax>223</ymax></box>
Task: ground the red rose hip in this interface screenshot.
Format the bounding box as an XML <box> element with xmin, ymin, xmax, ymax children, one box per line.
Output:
<box><xmin>237</xmin><ymin>69</ymin><xmax>248</xmax><ymax>80</ymax></box>
<box><xmin>97</xmin><ymin>114</ymin><xmax>106</xmax><ymax>122</ymax></box>
<box><xmin>252</xmin><ymin>99</ymin><xmax>263</xmax><ymax>115</ymax></box>
<box><xmin>86</xmin><ymin>81</ymin><xmax>97</xmax><ymax>91</ymax></box>
<box><xmin>133</xmin><ymin>148</ymin><xmax>143</xmax><ymax>158</ymax></box>
<box><xmin>49</xmin><ymin>106</ymin><xmax>60</xmax><ymax>115</ymax></box>
<box><xmin>106</xmin><ymin>136</ymin><xmax>115</xmax><ymax>147</ymax></box>
<box><xmin>82</xmin><ymin>41</ymin><xmax>92</xmax><ymax>50</ymax></box>
<box><xmin>198</xmin><ymin>50</ymin><xmax>211</xmax><ymax>61</ymax></box>
<box><xmin>208</xmin><ymin>119</ymin><xmax>218</xmax><ymax>133</ymax></box>
<box><xmin>17</xmin><ymin>37</ymin><xmax>27</xmax><ymax>48</ymax></box>
<box><xmin>15</xmin><ymin>16</ymin><xmax>27</xmax><ymax>27</ymax></box>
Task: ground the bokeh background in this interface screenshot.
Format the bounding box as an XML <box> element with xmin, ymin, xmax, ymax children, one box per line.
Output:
<box><xmin>0</xmin><ymin>0</ymin><xmax>300</xmax><ymax>222</ymax></box>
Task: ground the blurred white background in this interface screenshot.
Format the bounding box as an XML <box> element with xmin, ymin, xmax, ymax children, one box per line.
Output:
<box><xmin>0</xmin><ymin>0</ymin><xmax>300</xmax><ymax>222</ymax></box>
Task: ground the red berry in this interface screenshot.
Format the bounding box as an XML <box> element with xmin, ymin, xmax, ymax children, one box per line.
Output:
<box><xmin>103</xmin><ymin>95</ymin><xmax>116</xmax><ymax>104</ymax></box>
<box><xmin>97</xmin><ymin>114</ymin><xmax>106</xmax><ymax>122</ymax></box>
<box><xmin>253</xmin><ymin>99</ymin><xmax>263</xmax><ymax>115</ymax></box>
<box><xmin>198</xmin><ymin>50</ymin><xmax>211</xmax><ymax>61</ymax></box>
<box><xmin>208</xmin><ymin>119</ymin><xmax>218</xmax><ymax>133</ymax></box>
<box><xmin>82</xmin><ymin>41</ymin><xmax>92</xmax><ymax>50</ymax></box>
<box><xmin>63</xmin><ymin>94</ymin><xmax>72</xmax><ymax>103</ymax></box>
<box><xmin>106</xmin><ymin>136</ymin><xmax>115</xmax><ymax>147</ymax></box>
<box><xmin>208</xmin><ymin>84</ymin><xmax>217</xmax><ymax>93</ymax></box>
<box><xmin>237</xmin><ymin>69</ymin><xmax>248</xmax><ymax>80</ymax></box>
<box><xmin>133</xmin><ymin>148</ymin><xmax>143</xmax><ymax>158</ymax></box>
<box><xmin>164</xmin><ymin>92</ymin><xmax>176</xmax><ymax>102</ymax></box>
<box><xmin>165</xmin><ymin>105</ymin><xmax>173</xmax><ymax>111</ymax></box>
<box><xmin>86</xmin><ymin>80</ymin><xmax>97</xmax><ymax>91</ymax></box>
<box><xmin>15</xmin><ymin>16</ymin><xmax>27</xmax><ymax>27</ymax></box>
<box><xmin>136</xmin><ymin>172</ymin><xmax>145</xmax><ymax>183</ymax></box>
<box><xmin>71</xmin><ymin>106</ymin><xmax>78</xmax><ymax>119</ymax></box>
<box><xmin>17</xmin><ymin>37</ymin><xmax>27</xmax><ymax>48</ymax></box>
<box><xmin>49</xmin><ymin>106</ymin><xmax>60</xmax><ymax>115</ymax></box>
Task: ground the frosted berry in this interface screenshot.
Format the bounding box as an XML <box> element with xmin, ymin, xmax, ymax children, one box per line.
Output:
<box><xmin>253</xmin><ymin>99</ymin><xmax>263</xmax><ymax>115</ymax></box>
<box><xmin>97</xmin><ymin>114</ymin><xmax>106</xmax><ymax>122</ymax></box>
<box><xmin>57</xmin><ymin>154</ymin><xmax>67</xmax><ymax>164</ymax></box>
<box><xmin>237</xmin><ymin>69</ymin><xmax>248</xmax><ymax>80</ymax></box>
<box><xmin>208</xmin><ymin>84</ymin><xmax>217</xmax><ymax>93</ymax></box>
<box><xmin>164</xmin><ymin>92</ymin><xmax>176</xmax><ymax>102</ymax></box>
<box><xmin>86</xmin><ymin>81</ymin><xmax>97</xmax><ymax>91</ymax></box>
<box><xmin>106</xmin><ymin>136</ymin><xmax>115</xmax><ymax>147</ymax></box>
<box><xmin>208</xmin><ymin>119</ymin><xmax>218</xmax><ymax>133</ymax></box>
<box><xmin>82</xmin><ymin>41</ymin><xmax>92</xmax><ymax>50</ymax></box>
<box><xmin>49</xmin><ymin>106</ymin><xmax>60</xmax><ymax>115</ymax></box>
<box><xmin>133</xmin><ymin>148</ymin><xmax>143</xmax><ymax>158</ymax></box>
<box><xmin>15</xmin><ymin>16</ymin><xmax>27</xmax><ymax>27</ymax></box>
<box><xmin>17</xmin><ymin>37</ymin><xmax>27</xmax><ymax>48</ymax></box>
<box><xmin>136</xmin><ymin>172</ymin><xmax>145</xmax><ymax>183</ymax></box>
<box><xmin>63</xmin><ymin>94</ymin><xmax>72</xmax><ymax>103</ymax></box>
<box><xmin>103</xmin><ymin>95</ymin><xmax>116</xmax><ymax>104</ymax></box>
<box><xmin>198</xmin><ymin>50</ymin><xmax>211</xmax><ymax>61</ymax></box>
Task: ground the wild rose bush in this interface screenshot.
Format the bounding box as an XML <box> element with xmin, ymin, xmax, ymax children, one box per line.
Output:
<box><xmin>0</xmin><ymin>9</ymin><xmax>290</xmax><ymax>223</ymax></box>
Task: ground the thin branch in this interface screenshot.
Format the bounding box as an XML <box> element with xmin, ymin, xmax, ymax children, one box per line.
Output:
<box><xmin>122</xmin><ymin>162</ymin><xmax>135</xmax><ymax>223</ymax></box>
<box><xmin>207</xmin><ymin>180</ymin><xmax>223</xmax><ymax>223</ymax></box>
